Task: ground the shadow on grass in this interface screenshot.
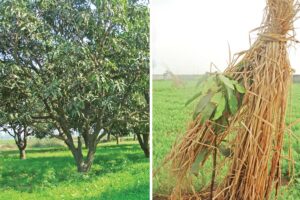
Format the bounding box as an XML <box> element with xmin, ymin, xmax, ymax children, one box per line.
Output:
<box><xmin>0</xmin><ymin>143</ymin><xmax>149</xmax><ymax>193</ymax></box>
<box><xmin>74</xmin><ymin>182</ymin><xmax>149</xmax><ymax>200</ymax></box>
<box><xmin>98</xmin><ymin>143</ymin><xmax>139</xmax><ymax>151</ymax></box>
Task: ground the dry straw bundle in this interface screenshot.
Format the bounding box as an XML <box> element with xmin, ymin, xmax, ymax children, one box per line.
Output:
<box><xmin>155</xmin><ymin>0</ymin><xmax>300</xmax><ymax>199</ymax></box>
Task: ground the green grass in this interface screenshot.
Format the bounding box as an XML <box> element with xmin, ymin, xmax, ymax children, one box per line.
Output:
<box><xmin>0</xmin><ymin>140</ymin><xmax>149</xmax><ymax>200</ymax></box>
<box><xmin>153</xmin><ymin>80</ymin><xmax>300</xmax><ymax>199</ymax></box>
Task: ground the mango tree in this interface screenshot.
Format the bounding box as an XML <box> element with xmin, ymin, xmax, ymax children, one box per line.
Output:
<box><xmin>0</xmin><ymin>122</ymin><xmax>30</xmax><ymax>159</ymax></box>
<box><xmin>0</xmin><ymin>0</ymin><xmax>149</xmax><ymax>172</ymax></box>
<box><xmin>128</xmin><ymin>91</ymin><xmax>149</xmax><ymax>158</ymax></box>
<box><xmin>0</xmin><ymin>65</ymin><xmax>37</xmax><ymax>159</ymax></box>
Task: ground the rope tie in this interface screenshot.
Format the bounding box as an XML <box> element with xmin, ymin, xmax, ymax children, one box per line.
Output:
<box><xmin>258</xmin><ymin>33</ymin><xmax>293</xmax><ymax>42</ymax></box>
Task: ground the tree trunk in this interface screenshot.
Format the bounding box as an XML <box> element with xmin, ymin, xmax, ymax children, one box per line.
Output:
<box><xmin>19</xmin><ymin>149</ymin><xmax>26</xmax><ymax>160</ymax></box>
<box><xmin>15</xmin><ymin>135</ymin><xmax>27</xmax><ymax>160</ymax></box>
<box><xmin>133</xmin><ymin>134</ymin><xmax>136</xmax><ymax>141</ymax></box>
<box><xmin>72</xmin><ymin>147</ymin><xmax>96</xmax><ymax>173</ymax></box>
<box><xmin>116</xmin><ymin>135</ymin><xmax>120</xmax><ymax>145</ymax></box>
<box><xmin>144</xmin><ymin>90</ymin><xmax>149</xmax><ymax>105</ymax></box>
<box><xmin>142</xmin><ymin>144</ymin><xmax>149</xmax><ymax>158</ymax></box>
<box><xmin>65</xmin><ymin>136</ymin><xmax>96</xmax><ymax>173</ymax></box>
<box><xmin>82</xmin><ymin>134</ymin><xmax>89</xmax><ymax>149</ymax></box>
<box><xmin>136</xmin><ymin>133</ymin><xmax>149</xmax><ymax>158</ymax></box>
<box><xmin>84</xmin><ymin>147</ymin><xmax>96</xmax><ymax>172</ymax></box>
<box><xmin>74</xmin><ymin>151</ymin><xmax>86</xmax><ymax>172</ymax></box>
<box><xmin>107</xmin><ymin>132</ymin><xmax>111</xmax><ymax>141</ymax></box>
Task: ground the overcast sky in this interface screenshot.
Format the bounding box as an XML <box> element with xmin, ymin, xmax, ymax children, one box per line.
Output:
<box><xmin>151</xmin><ymin>0</ymin><xmax>300</xmax><ymax>75</ymax></box>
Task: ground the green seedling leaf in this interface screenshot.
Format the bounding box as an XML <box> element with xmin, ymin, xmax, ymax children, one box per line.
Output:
<box><xmin>200</xmin><ymin>75</ymin><xmax>219</xmax><ymax>95</ymax></box>
<box><xmin>200</xmin><ymin>78</ymin><xmax>213</xmax><ymax>95</ymax></box>
<box><xmin>185</xmin><ymin>90</ymin><xmax>203</xmax><ymax>106</ymax></box>
<box><xmin>218</xmin><ymin>75</ymin><xmax>235</xmax><ymax>90</ymax></box>
<box><xmin>233</xmin><ymin>81</ymin><xmax>246</xmax><ymax>94</ymax></box>
<box><xmin>211</xmin><ymin>91</ymin><xmax>224</xmax><ymax>104</ymax></box>
<box><xmin>211</xmin><ymin>92</ymin><xmax>226</xmax><ymax>120</ymax></box>
<box><xmin>226</xmin><ymin>87</ymin><xmax>238</xmax><ymax>114</ymax></box>
<box><xmin>208</xmin><ymin>79</ymin><xmax>220</xmax><ymax>93</ymax></box>
<box><xmin>200</xmin><ymin>102</ymin><xmax>216</xmax><ymax>124</ymax></box>
<box><xmin>191</xmin><ymin>149</ymin><xmax>208</xmax><ymax>176</ymax></box>
<box><xmin>231</xmin><ymin>80</ymin><xmax>246</xmax><ymax>92</ymax></box>
<box><xmin>193</xmin><ymin>93</ymin><xmax>213</xmax><ymax>119</ymax></box>
<box><xmin>188</xmin><ymin>76</ymin><xmax>218</xmax><ymax>107</ymax></box>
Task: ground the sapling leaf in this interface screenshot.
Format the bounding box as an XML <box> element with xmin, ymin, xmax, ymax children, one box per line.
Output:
<box><xmin>199</xmin><ymin>102</ymin><xmax>216</xmax><ymax>124</ymax></box>
<box><xmin>218</xmin><ymin>75</ymin><xmax>235</xmax><ymax>90</ymax></box>
<box><xmin>208</xmin><ymin>80</ymin><xmax>220</xmax><ymax>93</ymax></box>
<box><xmin>185</xmin><ymin>90</ymin><xmax>203</xmax><ymax>106</ymax></box>
<box><xmin>193</xmin><ymin>93</ymin><xmax>213</xmax><ymax>119</ymax></box>
<box><xmin>188</xmin><ymin>76</ymin><xmax>219</xmax><ymax>107</ymax></box>
<box><xmin>233</xmin><ymin>81</ymin><xmax>246</xmax><ymax>94</ymax></box>
<box><xmin>226</xmin><ymin>88</ymin><xmax>238</xmax><ymax>114</ymax></box>
<box><xmin>211</xmin><ymin>91</ymin><xmax>223</xmax><ymax>104</ymax></box>
<box><xmin>211</xmin><ymin>92</ymin><xmax>226</xmax><ymax>120</ymax></box>
<box><xmin>200</xmin><ymin>75</ymin><xmax>219</xmax><ymax>95</ymax></box>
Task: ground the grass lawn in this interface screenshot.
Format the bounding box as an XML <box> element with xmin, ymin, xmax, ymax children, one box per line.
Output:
<box><xmin>0</xmin><ymin>140</ymin><xmax>149</xmax><ymax>200</ymax></box>
<box><xmin>153</xmin><ymin>80</ymin><xmax>300</xmax><ymax>199</ymax></box>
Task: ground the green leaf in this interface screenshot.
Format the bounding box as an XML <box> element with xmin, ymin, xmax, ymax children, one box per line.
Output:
<box><xmin>199</xmin><ymin>75</ymin><xmax>218</xmax><ymax>95</ymax></box>
<box><xmin>226</xmin><ymin>88</ymin><xmax>238</xmax><ymax>114</ymax></box>
<box><xmin>235</xmin><ymin>83</ymin><xmax>246</xmax><ymax>94</ymax></box>
<box><xmin>218</xmin><ymin>75</ymin><xmax>235</xmax><ymax>90</ymax></box>
<box><xmin>191</xmin><ymin>149</ymin><xmax>208</xmax><ymax>176</ymax></box>
<box><xmin>232</xmin><ymin>81</ymin><xmax>246</xmax><ymax>94</ymax></box>
<box><xmin>211</xmin><ymin>92</ymin><xmax>226</xmax><ymax>120</ymax></box>
<box><xmin>211</xmin><ymin>91</ymin><xmax>223</xmax><ymax>104</ymax></box>
<box><xmin>188</xmin><ymin>75</ymin><xmax>221</xmax><ymax>108</ymax></box>
<box><xmin>185</xmin><ymin>90</ymin><xmax>202</xmax><ymax>106</ymax></box>
<box><xmin>208</xmin><ymin>79</ymin><xmax>220</xmax><ymax>93</ymax></box>
<box><xmin>200</xmin><ymin>102</ymin><xmax>216</xmax><ymax>124</ymax></box>
<box><xmin>193</xmin><ymin>93</ymin><xmax>212</xmax><ymax>119</ymax></box>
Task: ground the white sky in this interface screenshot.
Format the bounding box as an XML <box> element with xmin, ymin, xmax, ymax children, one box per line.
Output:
<box><xmin>151</xmin><ymin>0</ymin><xmax>300</xmax><ymax>75</ymax></box>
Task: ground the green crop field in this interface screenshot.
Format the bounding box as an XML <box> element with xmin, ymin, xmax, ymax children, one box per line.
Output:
<box><xmin>153</xmin><ymin>80</ymin><xmax>300</xmax><ymax>199</ymax></box>
<box><xmin>0</xmin><ymin>140</ymin><xmax>149</xmax><ymax>200</ymax></box>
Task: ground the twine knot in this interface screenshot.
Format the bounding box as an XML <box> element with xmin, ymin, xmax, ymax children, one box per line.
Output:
<box><xmin>258</xmin><ymin>33</ymin><xmax>294</xmax><ymax>42</ymax></box>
